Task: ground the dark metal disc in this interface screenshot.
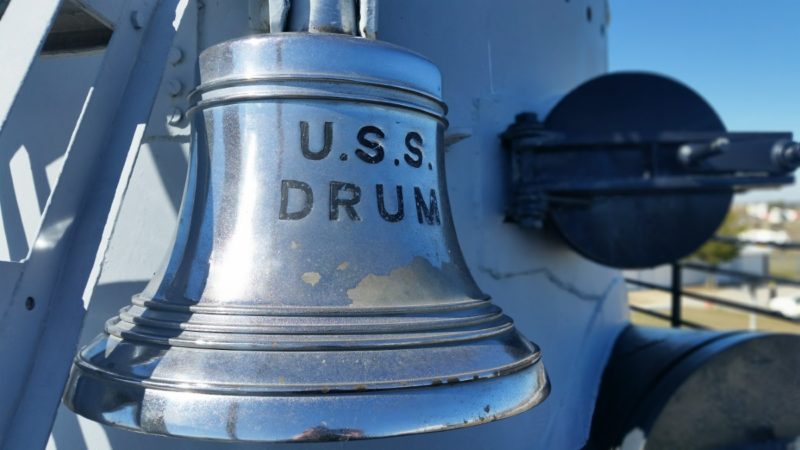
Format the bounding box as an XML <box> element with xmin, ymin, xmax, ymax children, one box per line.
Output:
<box><xmin>544</xmin><ymin>72</ymin><xmax>733</xmax><ymax>268</ymax></box>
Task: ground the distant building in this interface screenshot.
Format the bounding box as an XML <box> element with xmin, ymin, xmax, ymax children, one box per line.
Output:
<box><xmin>739</xmin><ymin>228</ymin><xmax>789</xmax><ymax>245</ymax></box>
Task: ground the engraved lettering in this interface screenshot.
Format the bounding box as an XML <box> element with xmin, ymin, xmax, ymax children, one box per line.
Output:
<box><xmin>355</xmin><ymin>125</ymin><xmax>385</xmax><ymax>164</ymax></box>
<box><xmin>414</xmin><ymin>187</ymin><xmax>441</xmax><ymax>225</ymax></box>
<box><xmin>404</xmin><ymin>132</ymin><xmax>424</xmax><ymax>168</ymax></box>
<box><xmin>376</xmin><ymin>184</ymin><xmax>404</xmax><ymax>222</ymax></box>
<box><xmin>279</xmin><ymin>180</ymin><xmax>313</xmax><ymax>220</ymax></box>
<box><xmin>300</xmin><ymin>121</ymin><xmax>333</xmax><ymax>160</ymax></box>
<box><xmin>330</xmin><ymin>181</ymin><xmax>362</xmax><ymax>221</ymax></box>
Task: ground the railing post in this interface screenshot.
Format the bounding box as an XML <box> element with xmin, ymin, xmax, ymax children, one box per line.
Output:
<box><xmin>747</xmin><ymin>282</ymin><xmax>758</xmax><ymax>331</ymax></box>
<box><xmin>671</xmin><ymin>263</ymin><xmax>682</xmax><ymax>328</ymax></box>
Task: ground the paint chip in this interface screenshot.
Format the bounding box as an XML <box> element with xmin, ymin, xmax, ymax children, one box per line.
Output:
<box><xmin>302</xmin><ymin>272</ymin><xmax>321</xmax><ymax>286</ymax></box>
<box><xmin>337</xmin><ymin>262</ymin><xmax>349</xmax><ymax>271</ymax></box>
<box><xmin>291</xmin><ymin>241</ymin><xmax>300</xmax><ymax>250</ymax></box>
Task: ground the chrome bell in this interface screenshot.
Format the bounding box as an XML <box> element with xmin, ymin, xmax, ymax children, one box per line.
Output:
<box><xmin>63</xmin><ymin>31</ymin><xmax>549</xmax><ymax>442</ymax></box>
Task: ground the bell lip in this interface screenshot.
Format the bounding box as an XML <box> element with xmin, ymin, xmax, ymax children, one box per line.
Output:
<box><xmin>131</xmin><ymin>294</ymin><xmax>493</xmax><ymax>316</ymax></box>
<box><xmin>63</xmin><ymin>355</ymin><xmax>549</xmax><ymax>443</ymax></box>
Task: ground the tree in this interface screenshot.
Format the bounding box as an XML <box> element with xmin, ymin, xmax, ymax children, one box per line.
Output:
<box><xmin>691</xmin><ymin>211</ymin><xmax>745</xmax><ymax>286</ymax></box>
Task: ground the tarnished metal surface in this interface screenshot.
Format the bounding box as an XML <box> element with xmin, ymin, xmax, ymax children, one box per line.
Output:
<box><xmin>63</xmin><ymin>32</ymin><xmax>549</xmax><ymax>442</ymax></box>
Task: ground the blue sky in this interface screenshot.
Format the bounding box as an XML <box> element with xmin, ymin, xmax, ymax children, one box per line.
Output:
<box><xmin>608</xmin><ymin>0</ymin><xmax>800</xmax><ymax>202</ymax></box>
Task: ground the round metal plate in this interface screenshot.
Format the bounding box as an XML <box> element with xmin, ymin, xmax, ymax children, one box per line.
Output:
<box><xmin>544</xmin><ymin>72</ymin><xmax>733</xmax><ymax>268</ymax></box>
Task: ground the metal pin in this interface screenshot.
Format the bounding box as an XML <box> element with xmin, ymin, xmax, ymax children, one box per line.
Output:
<box><xmin>359</xmin><ymin>0</ymin><xmax>377</xmax><ymax>39</ymax></box>
<box><xmin>308</xmin><ymin>0</ymin><xmax>356</xmax><ymax>35</ymax></box>
<box><xmin>269</xmin><ymin>0</ymin><xmax>290</xmax><ymax>32</ymax></box>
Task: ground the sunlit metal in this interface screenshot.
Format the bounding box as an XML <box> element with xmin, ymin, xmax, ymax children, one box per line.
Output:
<box><xmin>63</xmin><ymin>32</ymin><xmax>549</xmax><ymax>442</ymax></box>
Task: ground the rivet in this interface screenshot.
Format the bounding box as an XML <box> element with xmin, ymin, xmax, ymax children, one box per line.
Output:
<box><xmin>169</xmin><ymin>47</ymin><xmax>184</xmax><ymax>66</ymax></box>
<box><xmin>167</xmin><ymin>79</ymin><xmax>184</xmax><ymax>97</ymax></box>
<box><xmin>168</xmin><ymin>107</ymin><xmax>185</xmax><ymax>126</ymax></box>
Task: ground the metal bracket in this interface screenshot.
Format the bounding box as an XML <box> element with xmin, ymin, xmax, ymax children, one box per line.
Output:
<box><xmin>502</xmin><ymin>73</ymin><xmax>800</xmax><ymax>268</ymax></box>
<box><xmin>504</xmin><ymin>113</ymin><xmax>799</xmax><ymax>225</ymax></box>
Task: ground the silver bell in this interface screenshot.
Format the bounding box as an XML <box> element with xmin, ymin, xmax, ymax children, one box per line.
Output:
<box><xmin>63</xmin><ymin>33</ymin><xmax>549</xmax><ymax>442</ymax></box>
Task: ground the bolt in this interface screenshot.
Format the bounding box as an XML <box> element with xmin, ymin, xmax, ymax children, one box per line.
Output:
<box><xmin>168</xmin><ymin>107</ymin><xmax>185</xmax><ymax>126</ymax></box>
<box><xmin>167</xmin><ymin>79</ymin><xmax>184</xmax><ymax>97</ymax></box>
<box><xmin>679</xmin><ymin>138</ymin><xmax>728</xmax><ymax>166</ymax></box>
<box><xmin>777</xmin><ymin>141</ymin><xmax>800</xmax><ymax>169</ymax></box>
<box><xmin>515</xmin><ymin>112</ymin><xmax>540</xmax><ymax>124</ymax></box>
<box><xmin>130</xmin><ymin>10</ymin><xmax>143</xmax><ymax>29</ymax></box>
<box><xmin>502</xmin><ymin>112</ymin><xmax>547</xmax><ymax>148</ymax></box>
<box><xmin>169</xmin><ymin>47</ymin><xmax>184</xmax><ymax>65</ymax></box>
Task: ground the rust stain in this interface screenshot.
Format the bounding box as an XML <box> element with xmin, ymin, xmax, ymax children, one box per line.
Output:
<box><xmin>336</xmin><ymin>262</ymin><xmax>350</xmax><ymax>271</ymax></box>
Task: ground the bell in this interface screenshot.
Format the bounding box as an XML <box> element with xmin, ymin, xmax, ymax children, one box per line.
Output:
<box><xmin>63</xmin><ymin>32</ymin><xmax>549</xmax><ymax>442</ymax></box>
